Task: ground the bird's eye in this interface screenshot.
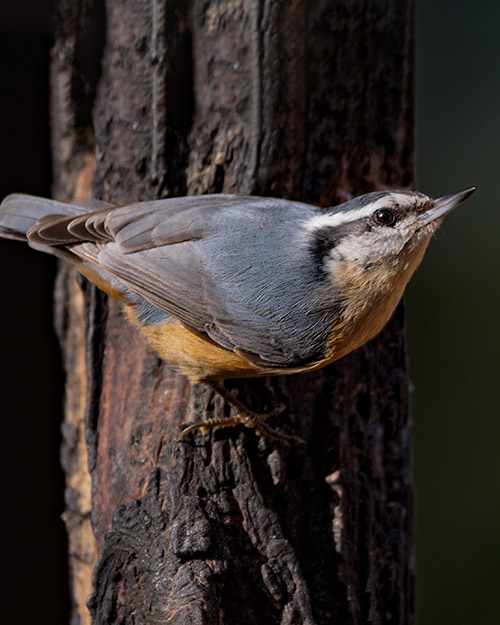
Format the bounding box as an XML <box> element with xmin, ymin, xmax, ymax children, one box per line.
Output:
<box><xmin>374</xmin><ymin>208</ymin><xmax>397</xmax><ymax>226</ymax></box>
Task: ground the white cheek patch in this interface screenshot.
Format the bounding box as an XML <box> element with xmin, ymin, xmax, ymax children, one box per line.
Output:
<box><xmin>332</xmin><ymin>229</ymin><xmax>409</xmax><ymax>264</ymax></box>
<box><xmin>305</xmin><ymin>193</ymin><xmax>417</xmax><ymax>233</ymax></box>
<box><xmin>331</xmin><ymin>233</ymin><xmax>375</xmax><ymax>263</ymax></box>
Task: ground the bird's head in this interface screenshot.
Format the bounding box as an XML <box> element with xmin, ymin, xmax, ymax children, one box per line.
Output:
<box><xmin>307</xmin><ymin>187</ymin><xmax>476</xmax><ymax>301</ymax></box>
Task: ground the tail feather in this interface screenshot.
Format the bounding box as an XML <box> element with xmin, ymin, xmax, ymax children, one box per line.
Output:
<box><xmin>0</xmin><ymin>194</ymin><xmax>111</xmax><ymax>242</ymax></box>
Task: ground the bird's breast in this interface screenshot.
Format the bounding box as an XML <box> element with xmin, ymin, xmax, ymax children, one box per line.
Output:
<box><xmin>324</xmin><ymin>259</ymin><xmax>410</xmax><ymax>361</ymax></box>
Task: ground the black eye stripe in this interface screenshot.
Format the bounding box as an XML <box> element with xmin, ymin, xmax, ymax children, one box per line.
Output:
<box><xmin>309</xmin><ymin>219</ymin><xmax>370</xmax><ymax>271</ymax></box>
<box><xmin>309</xmin><ymin>205</ymin><xmax>405</xmax><ymax>267</ymax></box>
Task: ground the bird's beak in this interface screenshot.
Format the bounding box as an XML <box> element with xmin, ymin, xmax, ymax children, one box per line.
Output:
<box><xmin>420</xmin><ymin>187</ymin><xmax>477</xmax><ymax>225</ymax></box>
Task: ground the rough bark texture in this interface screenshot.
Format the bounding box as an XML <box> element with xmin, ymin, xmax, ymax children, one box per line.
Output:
<box><xmin>51</xmin><ymin>1</ymin><xmax>415</xmax><ymax>624</ymax></box>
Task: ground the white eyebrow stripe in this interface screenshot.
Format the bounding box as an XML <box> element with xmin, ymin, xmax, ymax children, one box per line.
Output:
<box><xmin>305</xmin><ymin>206</ymin><xmax>372</xmax><ymax>231</ymax></box>
<box><xmin>304</xmin><ymin>193</ymin><xmax>415</xmax><ymax>232</ymax></box>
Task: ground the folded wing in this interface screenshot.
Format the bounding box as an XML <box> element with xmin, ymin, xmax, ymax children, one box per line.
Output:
<box><xmin>26</xmin><ymin>194</ymin><xmax>314</xmax><ymax>367</ymax></box>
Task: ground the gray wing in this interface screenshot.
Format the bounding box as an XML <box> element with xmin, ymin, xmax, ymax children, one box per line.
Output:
<box><xmin>27</xmin><ymin>194</ymin><xmax>327</xmax><ymax>367</ymax></box>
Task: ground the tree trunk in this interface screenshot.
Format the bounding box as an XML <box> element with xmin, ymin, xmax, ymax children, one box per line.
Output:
<box><xmin>51</xmin><ymin>1</ymin><xmax>415</xmax><ymax>624</ymax></box>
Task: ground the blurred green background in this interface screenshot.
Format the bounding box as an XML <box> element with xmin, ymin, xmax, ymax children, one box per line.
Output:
<box><xmin>0</xmin><ymin>2</ymin><xmax>498</xmax><ymax>624</ymax></box>
<box><xmin>410</xmin><ymin>1</ymin><xmax>500</xmax><ymax>624</ymax></box>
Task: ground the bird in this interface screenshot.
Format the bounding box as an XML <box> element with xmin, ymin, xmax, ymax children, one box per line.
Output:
<box><xmin>0</xmin><ymin>187</ymin><xmax>476</xmax><ymax>440</ymax></box>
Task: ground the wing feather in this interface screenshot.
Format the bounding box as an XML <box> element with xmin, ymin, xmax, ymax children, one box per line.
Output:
<box><xmin>105</xmin><ymin>195</ymin><xmax>240</xmax><ymax>252</ymax></box>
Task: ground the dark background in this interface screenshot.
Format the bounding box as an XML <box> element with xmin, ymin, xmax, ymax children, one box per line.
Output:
<box><xmin>410</xmin><ymin>2</ymin><xmax>500</xmax><ymax>624</ymax></box>
<box><xmin>0</xmin><ymin>2</ymin><xmax>498</xmax><ymax>624</ymax></box>
<box><xmin>0</xmin><ymin>3</ymin><xmax>69</xmax><ymax>625</ymax></box>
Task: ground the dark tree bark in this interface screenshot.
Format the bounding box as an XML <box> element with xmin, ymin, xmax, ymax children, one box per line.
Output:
<box><xmin>51</xmin><ymin>1</ymin><xmax>415</xmax><ymax>624</ymax></box>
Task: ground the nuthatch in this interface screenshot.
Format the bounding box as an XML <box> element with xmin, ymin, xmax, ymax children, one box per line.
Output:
<box><xmin>0</xmin><ymin>187</ymin><xmax>475</xmax><ymax>440</ymax></box>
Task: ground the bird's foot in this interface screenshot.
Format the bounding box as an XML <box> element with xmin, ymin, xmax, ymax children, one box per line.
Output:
<box><xmin>177</xmin><ymin>383</ymin><xmax>304</xmax><ymax>446</ymax></box>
